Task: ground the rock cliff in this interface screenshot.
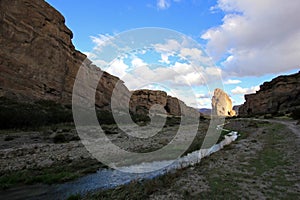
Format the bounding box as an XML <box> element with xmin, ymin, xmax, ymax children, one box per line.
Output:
<box><xmin>239</xmin><ymin>71</ymin><xmax>300</xmax><ymax>116</ymax></box>
<box><xmin>0</xmin><ymin>0</ymin><xmax>130</xmax><ymax>110</ymax></box>
<box><xmin>211</xmin><ymin>88</ymin><xmax>236</xmax><ymax>117</ymax></box>
<box><xmin>130</xmin><ymin>90</ymin><xmax>200</xmax><ymax>117</ymax></box>
<box><xmin>0</xmin><ymin>0</ymin><xmax>199</xmax><ymax>119</ymax></box>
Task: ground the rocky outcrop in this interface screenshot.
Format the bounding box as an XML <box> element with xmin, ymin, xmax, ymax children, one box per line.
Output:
<box><xmin>130</xmin><ymin>90</ymin><xmax>200</xmax><ymax>117</ymax></box>
<box><xmin>212</xmin><ymin>88</ymin><xmax>236</xmax><ymax>117</ymax></box>
<box><xmin>130</xmin><ymin>90</ymin><xmax>168</xmax><ymax>115</ymax></box>
<box><xmin>239</xmin><ymin>71</ymin><xmax>300</xmax><ymax>116</ymax></box>
<box><xmin>0</xmin><ymin>0</ymin><xmax>129</xmax><ymax>110</ymax></box>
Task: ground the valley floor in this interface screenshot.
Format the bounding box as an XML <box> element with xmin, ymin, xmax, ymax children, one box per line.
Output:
<box><xmin>87</xmin><ymin>119</ymin><xmax>300</xmax><ymax>200</ymax></box>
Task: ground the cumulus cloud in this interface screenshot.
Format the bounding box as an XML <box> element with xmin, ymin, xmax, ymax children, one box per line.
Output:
<box><xmin>106</xmin><ymin>58</ymin><xmax>129</xmax><ymax>78</ymax></box>
<box><xmin>87</xmin><ymin>33</ymin><xmax>223</xmax><ymax>107</ymax></box>
<box><xmin>202</xmin><ymin>0</ymin><xmax>300</xmax><ymax>76</ymax></box>
<box><xmin>224</xmin><ymin>79</ymin><xmax>241</xmax><ymax>85</ymax></box>
<box><xmin>157</xmin><ymin>0</ymin><xmax>170</xmax><ymax>10</ymax></box>
<box><xmin>231</xmin><ymin>85</ymin><xmax>259</xmax><ymax>95</ymax></box>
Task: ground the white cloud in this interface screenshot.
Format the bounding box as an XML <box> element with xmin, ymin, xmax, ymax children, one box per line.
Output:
<box><xmin>159</xmin><ymin>53</ymin><xmax>171</xmax><ymax>64</ymax></box>
<box><xmin>90</xmin><ymin>34</ymin><xmax>113</xmax><ymax>52</ymax></box>
<box><xmin>197</xmin><ymin>98</ymin><xmax>211</xmax><ymax>107</ymax></box>
<box><xmin>231</xmin><ymin>85</ymin><xmax>259</xmax><ymax>95</ymax></box>
<box><xmin>196</xmin><ymin>93</ymin><xmax>211</xmax><ymax>98</ymax></box>
<box><xmin>224</xmin><ymin>79</ymin><xmax>241</xmax><ymax>85</ymax></box>
<box><xmin>131</xmin><ymin>57</ymin><xmax>147</xmax><ymax>68</ymax></box>
<box><xmin>87</xmin><ymin>33</ymin><xmax>224</xmax><ymax>107</ymax></box>
<box><xmin>202</xmin><ymin>0</ymin><xmax>300</xmax><ymax>76</ymax></box>
<box><xmin>153</xmin><ymin>39</ymin><xmax>181</xmax><ymax>52</ymax></box>
<box><xmin>107</xmin><ymin>58</ymin><xmax>129</xmax><ymax>78</ymax></box>
<box><xmin>157</xmin><ymin>0</ymin><xmax>170</xmax><ymax>10</ymax></box>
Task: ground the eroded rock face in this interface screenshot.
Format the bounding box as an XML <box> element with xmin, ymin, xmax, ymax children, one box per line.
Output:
<box><xmin>130</xmin><ymin>90</ymin><xmax>200</xmax><ymax>117</ymax></box>
<box><xmin>239</xmin><ymin>71</ymin><xmax>300</xmax><ymax>116</ymax></box>
<box><xmin>130</xmin><ymin>90</ymin><xmax>168</xmax><ymax>115</ymax></box>
<box><xmin>0</xmin><ymin>0</ymin><xmax>130</xmax><ymax>110</ymax></box>
<box><xmin>0</xmin><ymin>0</ymin><xmax>199</xmax><ymax>118</ymax></box>
<box><xmin>212</xmin><ymin>88</ymin><xmax>236</xmax><ymax>117</ymax></box>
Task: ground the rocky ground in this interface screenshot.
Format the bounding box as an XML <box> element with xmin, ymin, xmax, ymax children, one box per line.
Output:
<box><xmin>87</xmin><ymin>118</ymin><xmax>300</xmax><ymax>200</ymax></box>
<box><xmin>0</xmin><ymin>119</ymin><xmax>210</xmax><ymax>188</ymax></box>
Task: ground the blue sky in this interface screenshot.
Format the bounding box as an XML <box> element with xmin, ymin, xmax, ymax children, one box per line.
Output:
<box><xmin>46</xmin><ymin>0</ymin><xmax>299</xmax><ymax>108</ymax></box>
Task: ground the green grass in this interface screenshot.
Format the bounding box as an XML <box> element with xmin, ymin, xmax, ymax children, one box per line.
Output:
<box><xmin>0</xmin><ymin>169</ymin><xmax>78</xmax><ymax>189</ymax></box>
<box><xmin>86</xmin><ymin>169</ymin><xmax>183</xmax><ymax>200</ymax></box>
<box><xmin>0</xmin><ymin>159</ymin><xmax>105</xmax><ymax>189</ymax></box>
<box><xmin>248</xmin><ymin>124</ymin><xmax>286</xmax><ymax>176</ymax></box>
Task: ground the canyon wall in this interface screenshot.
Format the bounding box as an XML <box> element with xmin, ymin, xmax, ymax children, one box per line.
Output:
<box><xmin>0</xmin><ymin>0</ymin><xmax>129</xmax><ymax>110</ymax></box>
<box><xmin>0</xmin><ymin>0</ymin><xmax>200</xmax><ymax>118</ymax></box>
<box><xmin>239</xmin><ymin>71</ymin><xmax>300</xmax><ymax>116</ymax></box>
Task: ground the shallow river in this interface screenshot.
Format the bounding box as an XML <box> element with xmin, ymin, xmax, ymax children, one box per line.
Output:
<box><xmin>0</xmin><ymin>131</ymin><xmax>238</xmax><ymax>200</ymax></box>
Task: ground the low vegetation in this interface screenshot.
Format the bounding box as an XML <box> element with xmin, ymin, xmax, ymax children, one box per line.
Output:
<box><xmin>291</xmin><ymin>108</ymin><xmax>300</xmax><ymax>120</ymax></box>
<box><xmin>0</xmin><ymin>159</ymin><xmax>105</xmax><ymax>189</ymax></box>
<box><xmin>0</xmin><ymin>97</ymin><xmax>73</xmax><ymax>129</ymax></box>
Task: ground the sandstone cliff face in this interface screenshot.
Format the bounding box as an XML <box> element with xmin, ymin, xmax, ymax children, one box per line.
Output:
<box><xmin>239</xmin><ymin>71</ymin><xmax>300</xmax><ymax>116</ymax></box>
<box><xmin>211</xmin><ymin>88</ymin><xmax>236</xmax><ymax>117</ymax></box>
<box><xmin>130</xmin><ymin>90</ymin><xmax>168</xmax><ymax>115</ymax></box>
<box><xmin>0</xmin><ymin>0</ymin><xmax>199</xmax><ymax>118</ymax></box>
<box><xmin>130</xmin><ymin>90</ymin><xmax>200</xmax><ymax>117</ymax></box>
<box><xmin>0</xmin><ymin>0</ymin><xmax>130</xmax><ymax>110</ymax></box>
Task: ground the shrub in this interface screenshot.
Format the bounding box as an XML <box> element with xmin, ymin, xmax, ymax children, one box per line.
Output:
<box><xmin>291</xmin><ymin>108</ymin><xmax>300</xmax><ymax>120</ymax></box>
<box><xmin>52</xmin><ymin>133</ymin><xmax>67</xmax><ymax>143</ymax></box>
<box><xmin>0</xmin><ymin>97</ymin><xmax>73</xmax><ymax>129</ymax></box>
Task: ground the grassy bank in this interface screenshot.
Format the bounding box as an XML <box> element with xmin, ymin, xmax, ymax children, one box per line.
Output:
<box><xmin>0</xmin><ymin>158</ymin><xmax>105</xmax><ymax>189</ymax></box>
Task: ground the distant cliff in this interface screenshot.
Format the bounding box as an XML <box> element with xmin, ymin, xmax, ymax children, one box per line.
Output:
<box><xmin>130</xmin><ymin>90</ymin><xmax>200</xmax><ymax>117</ymax></box>
<box><xmin>239</xmin><ymin>71</ymin><xmax>300</xmax><ymax>116</ymax></box>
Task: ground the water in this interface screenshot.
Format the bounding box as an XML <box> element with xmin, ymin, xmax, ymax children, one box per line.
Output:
<box><xmin>0</xmin><ymin>131</ymin><xmax>239</xmax><ymax>200</ymax></box>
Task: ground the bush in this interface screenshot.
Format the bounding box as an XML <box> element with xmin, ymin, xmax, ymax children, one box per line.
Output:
<box><xmin>291</xmin><ymin>108</ymin><xmax>300</xmax><ymax>120</ymax></box>
<box><xmin>96</xmin><ymin>110</ymin><xmax>116</xmax><ymax>125</ymax></box>
<box><xmin>52</xmin><ymin>133</ymin><xmax>67</xmax><ymax>143</ymax></box>
<box><xmin>0</xmin><ymin>97</ymin><xmax>73</xmax><ymax>129</ymax></box>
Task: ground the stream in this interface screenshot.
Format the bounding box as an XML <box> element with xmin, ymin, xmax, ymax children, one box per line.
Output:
<box><xmin>0</xmin><ymin>131</ymin><xmax>239</xmax><ymax>200</ymax></box>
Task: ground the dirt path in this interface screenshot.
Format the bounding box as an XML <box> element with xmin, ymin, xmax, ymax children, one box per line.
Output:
<box><xmin>257</xmin><ymin>119</ymin><xmax>300</xmax><ymax>137</ymax></box>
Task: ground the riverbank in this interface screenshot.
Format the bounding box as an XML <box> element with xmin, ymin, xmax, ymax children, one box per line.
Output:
<box><xmin>0</xmin><ymin>118</ymin><xmax>210</xmax><ymax>189</ymax></box>
<box><xmin>85</xmin><ymin>119</ymin><xmax>300</xmax><ymax>199</ymax></box>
